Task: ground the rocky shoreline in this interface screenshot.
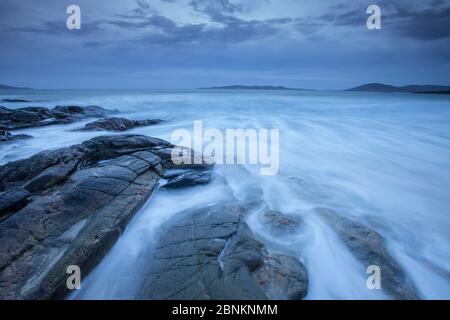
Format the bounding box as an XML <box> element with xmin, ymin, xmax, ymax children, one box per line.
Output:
<box><xmin>0</xmin><ymin>105</ymin><xmax>116</xmax><ymax>131</ymax></box>
<box><xmin>0</xmin><ymin>105</ymin><xmax>421</xmax><ymax>300</ymax></box>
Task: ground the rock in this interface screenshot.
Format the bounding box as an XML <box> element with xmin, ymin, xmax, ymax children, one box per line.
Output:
<box><xmin>0</xmin><ymin>188</ymin><xmax>30</xmax><ymax>221</ymax></box>
<box><xmin>0</xmin><ymin>129</ymin><xmax>32</xmax><ymax>144</ymax></box>
<box><xmin>138</xmin><ymin>202</ymin><xmax>308</xmax><ymax>300</ymax></box>
<box><xmin>0</xmin><ymin>105</ymin><xmax>116</xmax><ymax>131</ymax></box>
<box><xmin>261</xmin><ymin>210</ymin><xmax>301</xmax><ymax>236</ymax></box>
<box><xmin>253</xmin><ymin>254</ymin><xmax>308</xmax><ymax>300</ymax></box>
<box><xmin>157</xmin><ymin>145</ymin><xmax>215</xmax><ymax>170</ymax></box>
<box><xmin>52</xmin><ymin>105</ymin><xmax>112</xmax><ymax>118</ymax></box>
<box><xmin>0</xmin><ymin>134</ymin><xmax>210</xmax><ymax>299</ymax></box>
<box><xmin>162</xmin><ymin>170</ymin><xmax>213</xmax><ymax>189</ymax></box>
<box><xmin>83</xmin><ymin>117</ymin><xmax>163</xmax><ymax>132</ymax></box>
<box><xmin>315</xmin><ymin>207</ymin><xmax>419</xmax><ymax>300</ymax></box>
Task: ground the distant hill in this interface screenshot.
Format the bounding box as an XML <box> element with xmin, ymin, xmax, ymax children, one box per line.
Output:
<box><xmin>347</xmin><ymin>83</ymin><xmax>450</xmax><ymax>93</ymax></box>
<box><xmin>0</xmin><ymin>84</ymin><xmax>33</xmax><ymax>91</ymax></box>
<box><xmin>200</xmin><ymin>85</ymin><xmax>309</xmax><ymax>91</ymax></box>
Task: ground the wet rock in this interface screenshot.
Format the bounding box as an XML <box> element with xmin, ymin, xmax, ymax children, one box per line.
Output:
<box><xmin>162</xmin><ymin>170</ymin><xmax>213</xmax><ymax>189</ymax></box>
<box><xmin>0</xmin><ymin>129</ymin><xmax>32</xmax><ymax>144</ymax></box>
<box><xmin>253</xmin><ymin>254</ymin><xmax>308</xmax><ymax>300</ymax></box>
<box><xmin>156</xmin><ymin>145</ymin><xmax>214</xmax><ymax>170</ymax></box>
<box><xmin>138</xmin><ymin>203</ymin><xmax>308</xmax><ymax>300</ymax></box>
<box><xmin>0</xmin><ymin>134</ymin><xmax>208</xmax><ymax>299</ymax></box>
<box><xmin>261</xmin><ymin>210</ymin><xmax>301</xmax><ymax>236</ymax></box>
<box><xmin>0</xmin><ymin>105</ymin><xmax>116</xmax><ymax>131</ymax></box>
<box><xmin>83</xmin><ymin>117</ymin><xmax>163</xmax><ymax>132</ymax></box>
<box><xmin>0</xmin><ymin>188</ymin><xmax>30</xmax><ymax>221</ymax></box>
<box><xmin>315</xmin><ymin>207</ymin><xmax>419</xmax><ymax>300</ymax></box>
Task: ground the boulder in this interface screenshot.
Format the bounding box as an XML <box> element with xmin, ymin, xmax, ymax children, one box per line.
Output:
<box><xmin>138</xmin><ymin>203</ymin><xmax>308</xmax><ymax>300</ymax></box>
<box><xmin>0</xmin><ymin>134</ymin><xmax>209</xmax><ymax>299</ymax></box>
<box><xmin>83</xmin><ymin>117</ymin><xmax>163</xmax><ymax>132</ymax></box>
<box><xmin>315</xmin><ymin>207</ymin><xmax>419</xmax><ymax>300</ymax></box>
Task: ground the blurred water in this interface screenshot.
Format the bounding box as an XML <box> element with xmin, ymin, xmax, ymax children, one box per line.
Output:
<box><xmin>1</xmin><ymin>89</ymin><xmax>449</xmax><ymax>299</ymax></box>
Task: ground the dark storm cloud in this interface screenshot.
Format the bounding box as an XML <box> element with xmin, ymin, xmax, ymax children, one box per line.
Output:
<box><xmin>109</xmin><ymin>1</ymin><xmax>289</xmax><ymax>45</ymax></box>
<box><xmin>320</xmin><ymin>0</ymin><xmax>450</xmax><ymax>40</ymax></box>
<box><xmin>1</xmin><ymin>20</ymin><xmax>104</xmax><ymax>35</ymax></box>
<box><xmin>0</xmin><ymin>0</ymin><xmax>449</xmax><ymax>89</ymax></box>
<box><xmin>115</xmin><ymin>15</ymin><xmax>283</xmax><ymax>45</ymax></box>
<box><xmin>392</xmin><ymin>5</ymin><xmax>450</xmax><ymax>40</ymax></box>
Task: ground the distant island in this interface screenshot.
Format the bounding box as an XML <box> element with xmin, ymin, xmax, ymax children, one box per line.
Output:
<box><xmin>0</xmin><ymin>84</ymin><xmax>33</xmax><ymax>91</ymax></box>
<box><xmin>200</xmin><ymin>85</ymin><xmax>310</xmax><ymax>91</ymax></box>
<box><xmin>414</xmin><ymin>90</ymin><xmax>450</xmax><ymax>95</ymax></box>
<box><xmin>347</xmin><ymin>83</ymin><xmax>450</xmax><ymax>93</ymax></box>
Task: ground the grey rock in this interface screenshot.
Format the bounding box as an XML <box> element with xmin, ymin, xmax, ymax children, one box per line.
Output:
<box><xmin>253</xmin><ymin>254</ymin><xmax>308</xmax><ymax>300</ymax></box>
<box><xmin>162</xmin><ymin>170</ymin><xmax>213</xmax><ymax>189</ymax></box>
<box><xmin>156</xmin><ymin>145</ymin><xmax>214</xmax><ymax>170</ymax></box>
<box><xmin>138</xmin><ymin>203</ymin><xmax>308</xmax><ymax>300</ymax></box>
<box><xmin>261</xmin><ymin>210</ymin><xmax>301</xmax><ymax>236</ymax></box>
<box><xmin>315</xmin><ymin>207</ymin><xmax>419</xmax><ymax>300</ymax></box>
<box><xmin>0</xmin><ymin>134</ymin><xmax>209</xmax><ymax>299</ymax></box>
<box><xmin>0</xmin><ymin>129</ymin><xmax>32</xmax><ymax>144</ymax></box>
<box><xmin>0</xmin><ymin>105</ymin><xmax>116</xmax><ymax>131</ymax></box>
<box><xmin>83</xmin><ymin>117</ymin><xmax>162</xmax><ymax>132</ymax></box>
<box><xmin>0</xmin><ymin>188</ymin><xmax>31</xmax><ymax>221</ymax></box>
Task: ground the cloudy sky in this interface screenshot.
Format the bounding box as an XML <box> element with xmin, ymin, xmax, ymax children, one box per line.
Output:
<box><xmin>0</xmin><ymin>0</ymin><xmax>449</xmax><ymax>89</ymax></box>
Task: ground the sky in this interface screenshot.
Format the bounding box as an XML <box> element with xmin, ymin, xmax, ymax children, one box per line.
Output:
<box><xmin>0</xmin><ymin>0</ymin><xmax>449</xmax><ymax>89</ymax></box>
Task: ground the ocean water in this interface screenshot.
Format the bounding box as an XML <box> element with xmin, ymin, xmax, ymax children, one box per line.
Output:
<box><xmin>1</xmin><ymin>89</ymin><xmax>449</xmax><ymax>299</ymax></box>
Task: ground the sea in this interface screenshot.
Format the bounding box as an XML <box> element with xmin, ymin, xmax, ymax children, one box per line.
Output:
<box><xmin>1</xmin><ymin>89</ymin><xmax>449</xmax><ymax>299</ymax></box>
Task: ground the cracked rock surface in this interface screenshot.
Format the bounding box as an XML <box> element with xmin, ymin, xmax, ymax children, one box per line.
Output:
<box><xmin>138</xmin><ymin>202</ymin><xmax>308</xmax><ymax>300</ymax></box>
<box><xmin>0</xmin><ymin>134</ymin><xmax>191</xmax><ymax>299</ymax></box>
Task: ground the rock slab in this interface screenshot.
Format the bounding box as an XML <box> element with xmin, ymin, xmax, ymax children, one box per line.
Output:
<box><xmin>138</xmin><ymin>203</ymin><xmax>308</xmax><ymax>300</ymax></box>
<box><xmin>0</xmin><ymin>134</ymin><xmax>190</xmax><ymax>299</ymax></box>
<box><xmin>83</xmin><ymin>117</ymin><xmax>163</xmax><ymax>132</ymax></box>
<box><xmin>315</xmin><ymin>207</ymin><xmax>419</xmax><ymax>300</ymax></box>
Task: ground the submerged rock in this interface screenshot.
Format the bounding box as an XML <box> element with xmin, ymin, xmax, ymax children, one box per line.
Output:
<box><xmin>315</xmin><ymin>207</ymin><xmax>419</xmax><ymax>300</ymax></box>
<box><xmin>138</xmin><ymin>203</ymin><xmax>308</xmax><ymax>300</ymax></box>
<box><xmin>83</xmin><ymin>117</ymin><xmax>163</xmax><ymax>132</ymax></box>
<box><xmin>0</xmin><ymin>105</ymin><xmax>116</xmax><ymax>131</ymax></box>
<box><xmin>0</xmin><ymin>134</ymin><xmax>209</xmax><ymax>299</ymax></box>
<box><xmin>0</xmin><ymin>129</ymin><xmax>32</xmax><ymax>144</ymax></box>
<box><xmin>261</xmin><ymin>210</ymin><xmax>302</xmax><ymax>236</ymax></box>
